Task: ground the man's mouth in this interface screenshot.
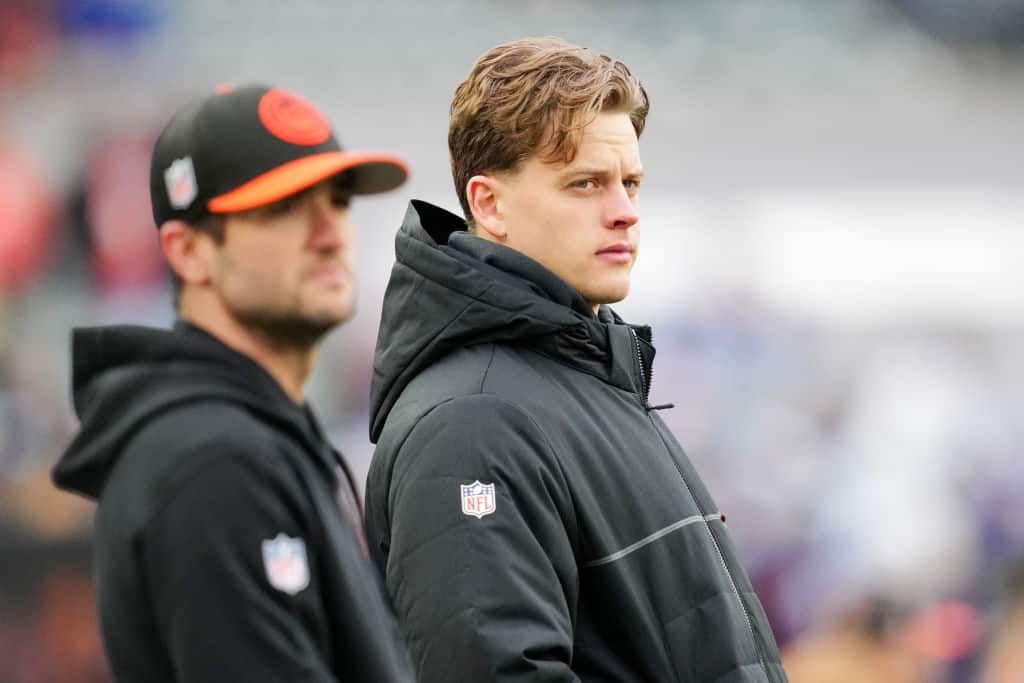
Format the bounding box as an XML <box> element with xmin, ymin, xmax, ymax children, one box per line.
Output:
<box><xmin>596</xmin><ymin>243</ymin><xmax>634</xmax><ymax>264</ymax></box>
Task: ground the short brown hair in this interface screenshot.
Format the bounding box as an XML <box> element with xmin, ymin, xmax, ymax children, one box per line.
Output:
<box><xmin>449</xmin><ymin>37</ymin><xmax>649</xmax><ymax>224</ymax></box>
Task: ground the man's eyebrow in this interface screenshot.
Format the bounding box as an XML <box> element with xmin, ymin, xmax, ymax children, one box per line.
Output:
<box><xmin>557</xmin><ymin>167</ymin><xmax>646</xmax><ymax>180</ymax></box>
<box><xmin>559</xmin><ymin>167</ymin><xmax>610</xmax><ymax>178</ymax></box>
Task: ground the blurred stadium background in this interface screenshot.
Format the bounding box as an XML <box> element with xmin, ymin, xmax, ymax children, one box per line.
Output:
<box><xmin>2</xmin><ymin>1</ymin><xmax>1023</xmax><ymax>681</ymax></box>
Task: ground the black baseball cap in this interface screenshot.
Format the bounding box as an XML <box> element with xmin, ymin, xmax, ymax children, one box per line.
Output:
<box><xmin>150</xmin><ymin>84</ymin><xmax>408</xmax><ymax>227</ymax></box>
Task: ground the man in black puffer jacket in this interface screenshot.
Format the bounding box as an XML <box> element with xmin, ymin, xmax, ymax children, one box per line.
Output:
<box><xmin>365</xmin><ymin>38</ymin><xmax>788</xmax><ymax>683</ymax></box>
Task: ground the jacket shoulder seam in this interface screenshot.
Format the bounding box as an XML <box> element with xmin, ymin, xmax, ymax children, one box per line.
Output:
<box><xmin>389</xmin><ymin>391</ymin><xmax>579</xmax><ymax>547</ymax></box>
<box><xmin>477</xmin><ymin>344</ymin><xmax>497</xmax><ymax>394</ymax></box>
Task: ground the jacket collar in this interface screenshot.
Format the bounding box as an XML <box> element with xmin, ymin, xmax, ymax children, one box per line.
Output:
<box><xmin>369</xmin><ymin>200</ymin><xmax>656</xmax><ymax>441</ymax></box>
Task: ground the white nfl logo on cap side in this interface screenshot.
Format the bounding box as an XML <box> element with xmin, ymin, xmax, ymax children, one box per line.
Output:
<box><xmin>261</xmin><ymin>533</ymin><xmax>310</xmax><ymax>595</ymax></box>
<box><xmin>164</xmin><ymin>156</ymin><xmax>197</xmax><ymax>209</ymax></box>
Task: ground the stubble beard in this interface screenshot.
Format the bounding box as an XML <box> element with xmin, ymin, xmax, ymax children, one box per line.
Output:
<box><xmin>235</xmin><ymin>311</ymin><xmax>339</xmax><ymax>350</ymax></box>
<box><xmin>230</xmin><ymin>293</ymin><xmax>353</xmax><ymax>351</ymax></box>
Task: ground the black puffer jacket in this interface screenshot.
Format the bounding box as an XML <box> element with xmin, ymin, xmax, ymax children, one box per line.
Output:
<box><xmin>52</xmin><ymin>322</ymin><xmax>413</xmax><ymax>683</ymax></box>
<box><xmin>365</xmin><ymin>200</ymin><xmax>787</xmax><ymax>682</ymax></box>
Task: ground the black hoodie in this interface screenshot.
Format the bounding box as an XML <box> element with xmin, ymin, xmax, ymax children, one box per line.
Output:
<box><xmin>365</xmin><ymin>201</ymin><xmax>788</xmax><ymax>682</ymax></box>
<box><xmin>53</xmin><ymin>322</ymin><xmax>413</xmax><ymax>683</ymax></box>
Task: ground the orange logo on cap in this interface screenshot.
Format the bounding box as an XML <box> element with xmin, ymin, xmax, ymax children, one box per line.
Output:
<box><xmin>258</xmin><ymin>89</ymin><xmax>331</xmax><ymax>146</ymax></box>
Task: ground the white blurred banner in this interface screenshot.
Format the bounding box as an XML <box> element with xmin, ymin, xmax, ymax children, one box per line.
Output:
<box><xmin>626</xmin><ymin>189</ymin><xmax>1022</xmax><ymax>327</ymax></box>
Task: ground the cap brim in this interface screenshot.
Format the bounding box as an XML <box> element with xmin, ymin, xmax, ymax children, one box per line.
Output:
<box><xmin>207</xmin><ymin>151</ymin><xmax>409</xmax><ymax>214</ymax></box>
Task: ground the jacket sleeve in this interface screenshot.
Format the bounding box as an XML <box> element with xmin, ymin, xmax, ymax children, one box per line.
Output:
<box><xmin>382</xmin><ymin>394</ymin><xmax>581</xmax><ymax>682</ymax></box>
<box><xmin>140</xmin><ymin>439</ymin><xmax>340</xmax><ymax>683</ymax></box>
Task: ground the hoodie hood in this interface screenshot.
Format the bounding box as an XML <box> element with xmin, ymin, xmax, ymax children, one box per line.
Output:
<box><xmin>53</xmin><ymin>322</ymin><xmax>326</xmax><ymax>500</ymax></box>
<box><xmin>369</xmin><ymin>200</ymin><xmax>653</xmax><ymax>442</ymax></box>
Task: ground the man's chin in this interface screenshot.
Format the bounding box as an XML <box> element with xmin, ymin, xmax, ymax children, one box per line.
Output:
<box><xmin>585</xmin><ymin>285</ymin><xmax>630</xmax><ymax>307</ymax></box>
<box><xmin>236</xmin><ymin>311</ymin><xmax>345</xmax><ymax>349</ymax></box>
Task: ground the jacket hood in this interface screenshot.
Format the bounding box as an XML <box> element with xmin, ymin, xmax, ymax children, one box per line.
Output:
<box><xmin>53</xmin><ymin>322</ymin><xmax>324</xmax><ymax>500</ymax></box>
<box><xmin>369</xmin><ymin>200</ymin><xmax>652</xmax><ymax>442</ymax></box>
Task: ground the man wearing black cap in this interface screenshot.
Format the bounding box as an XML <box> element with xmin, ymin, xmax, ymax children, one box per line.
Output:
<box><xmin>52</xmin><ymin>85</ymin><xmax>414</xmax><ymax>682</ymax></box>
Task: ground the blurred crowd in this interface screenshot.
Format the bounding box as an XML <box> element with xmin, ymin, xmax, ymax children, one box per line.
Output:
<box><xmin>2</xmin><ymin>1</ymin><xmax>1024</xmax><ymax>681</ymax></box>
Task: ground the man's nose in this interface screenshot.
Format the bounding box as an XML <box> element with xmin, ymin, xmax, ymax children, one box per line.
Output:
<box><xmin>308</xmin><ymin>195</ymin><xmax>349</xmax><ymax>250</ymax></box>
<box><xmin>604</xmin><ymin>184</ymin><xmax>639</xmax><ymax>230</ymax></box>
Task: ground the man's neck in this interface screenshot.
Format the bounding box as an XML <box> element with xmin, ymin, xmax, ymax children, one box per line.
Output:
<box><xmin>180</xmin><ymin>306</ymin><xmax>315</xmax><ymax>405</ymax></box>
<box><xmin>232</xmin><ymin>329</ymin><xmax>316</xmax><ymax>405</ymax></box>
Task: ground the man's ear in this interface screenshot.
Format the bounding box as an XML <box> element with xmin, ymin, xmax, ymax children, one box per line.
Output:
<box><xmin>159</xmin><ymin>220</ymin><xmax>214</xmax><ymax>286</ymax></box>
<box><xmin>465</xmin><ymin>174</ymin><xmax>507</xmax><ymax>240</ymax></box>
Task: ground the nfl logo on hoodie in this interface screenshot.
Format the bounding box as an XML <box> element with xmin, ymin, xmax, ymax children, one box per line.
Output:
<box><xmin>262</xmin><ymin>533</ymin><xmax>310</xmax><ymax>595</ymax></box>
<box><xmin>460</xmin><ymin>481</ymin><xmax>496</xmax><ymax>519</ymax></box>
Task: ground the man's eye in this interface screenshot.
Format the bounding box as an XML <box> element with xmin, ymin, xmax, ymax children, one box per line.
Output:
<box><xmin>267</xmin><ymin>196</ymin><xmax>298</xmax><ymax>215</ymax></box>
<box><xmin>571</xmin><ymin>179</ymin><xmax>596</xmax><ymax>190</ymax></box>
<box><xmin>623</xmin><ymin>179</ymin><xmax>640</xmax><ymax>191</ymax></box>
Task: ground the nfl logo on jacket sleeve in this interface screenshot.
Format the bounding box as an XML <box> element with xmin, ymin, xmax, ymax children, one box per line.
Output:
<box><xmin>460</xmin><ymin>481</ymin><xmax>496</xmax><ymax>519</ymax></box>
<box><xmin>261</xmin><ymin>533</ymin><xmax>310</xmax><ymax>595</ymax></box>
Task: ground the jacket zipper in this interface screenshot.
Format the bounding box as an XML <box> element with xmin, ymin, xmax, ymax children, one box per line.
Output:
<box><xmin>628</xmin><ymin>328</ymin><xmax>650</xmax><ymax>405</ymax></box>
<box><xmin>652</xmin><ymin>422</ymin><xmax>772</xmax><ymax>681</ymax></box>
<box><xmin>633</xmin><ymin>328</ymin><xmax>772</xmax><ymax>680</ymax></box>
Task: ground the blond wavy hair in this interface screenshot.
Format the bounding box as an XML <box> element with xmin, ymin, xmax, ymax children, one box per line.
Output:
<box><xmin>449</xmin><ymin>37</ymin><xmax>649</xmax><ymax>224</ymax></box>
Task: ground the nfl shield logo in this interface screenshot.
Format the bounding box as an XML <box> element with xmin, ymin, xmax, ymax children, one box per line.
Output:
<box><xmin>164</xmin><ymin>156</ymin><xmax>197</xmax><ymax>209</ymax></box>
<box><xmin>261</xmin><ymin>533</ymin><xmax>309</xmax><ymax>595</ymax></box>
<box><xmin>460</xmin><ymin>480</ymin><xmax>496</xmax><ymax>519</ymax></box>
